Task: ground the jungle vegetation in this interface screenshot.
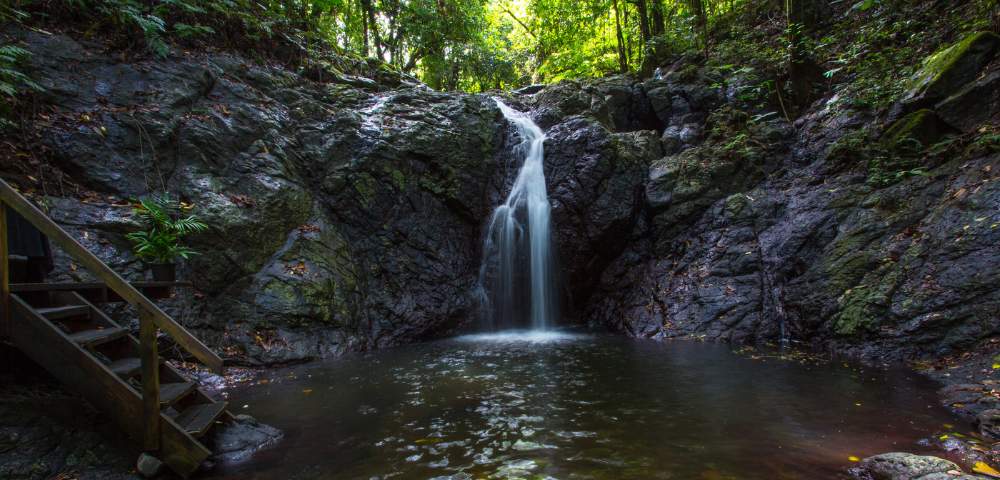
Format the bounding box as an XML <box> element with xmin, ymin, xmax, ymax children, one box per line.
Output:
<box><xmin>1</xmin><ymin>0</ymin><xmax>997</xmax><ymax>96</ymax></box>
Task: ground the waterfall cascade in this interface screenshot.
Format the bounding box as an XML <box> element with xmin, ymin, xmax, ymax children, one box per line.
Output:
<box><xmin>477</xmin><ymin>100</ymin><xmax>558</xmax><ymax>331</ymax></box>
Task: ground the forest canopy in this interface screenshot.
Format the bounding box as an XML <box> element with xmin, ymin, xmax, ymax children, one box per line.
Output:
<box><xmin>2</xmin><ymin>0</ymin><xmax>777</xmax><ymax>91</ymax></box>
<box><xmin>2</xmin><ymin>0</ymin><xmax>998</xmax><ymax>96</ymax></box>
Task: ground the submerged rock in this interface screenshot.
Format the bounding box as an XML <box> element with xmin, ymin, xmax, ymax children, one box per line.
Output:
<box><xmin>211</xmin><ymin>414</ymin><xmax>283</xmax><ymax>463</ymax></box>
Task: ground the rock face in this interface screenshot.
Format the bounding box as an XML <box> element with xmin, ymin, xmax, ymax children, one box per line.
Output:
<box><xmin>524</xmin><ymin>41</ymin><xmax>1000</xmax><ymax>359</ymax></box>
<box><xmin>6</xmin><ymin>30</ymin><xmax>663</xmax><ymax>364</ymax></box>
<box><xmin>7</xmin><ymin>29</ymin><xmax>508</xmax><ymax>364</ymax></box>
<box><xmin>5</xmin><ymin>27</ymin><xmax>999</xmax><ymax>367</ymax></box>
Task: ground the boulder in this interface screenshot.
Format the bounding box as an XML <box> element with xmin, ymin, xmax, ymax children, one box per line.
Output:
<box><xmin>851</xmin><ymin>453</ymin><xmax>960</xmax><ymax>480</ymax></box>
<box><xmin>935</xmin><ymin>70</ymin><xmax>1000</xmax><ymax>132</ymax></box>
<box><xmin>881</xmin><ymin>109</ymin><xmax>954</xmax><ymax>152</ymax></box>
<box><xmin>903</xmin><ymin>31</ymin><xmax>1000</xmax><ymax>107</ymax></box>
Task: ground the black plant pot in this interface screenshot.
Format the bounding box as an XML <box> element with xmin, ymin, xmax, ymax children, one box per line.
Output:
<box><xmin>149</xmin><ymin>263</ymin><xmax>176</xmax><ymax>282</ymax></box>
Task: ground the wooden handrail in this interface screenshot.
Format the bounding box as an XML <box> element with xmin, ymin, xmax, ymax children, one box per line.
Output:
<box><xmin>1</xmin><ymin>206</ymin><xmax>8</xmax><ymax>340</ymax></box>
<box><xmin>0</xmin><ymin>179</ymin><xmax>223</xmax><ymax>374</ymax></box>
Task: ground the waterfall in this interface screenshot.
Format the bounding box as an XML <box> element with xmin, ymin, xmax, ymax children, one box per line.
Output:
<box><xmin>477</xmin><ymin>100</ymin><xmax>558</xmax><ymax>331</ymax></box>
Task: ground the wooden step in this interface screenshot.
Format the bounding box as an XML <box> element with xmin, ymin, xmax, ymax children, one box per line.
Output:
<box><xmin>159</xmin><ymin>382</ymin><xmax>196</xmax><ymax>406</ymax></box>
<box><xmin>108</xmin><ymin>357</ymin><xmax>141</xmax><ymax>378</ymax></box>
<box><xmin>174</xmin><ymin>402</ymin><xmax>227</xmax><ymax>437</ymax></box>
<box><xmin>69</xmin><ymin>327</ymin><xmax>126</xmax><ymax>347</ymax></box>
<box><xmin>37</xmin><ymin>305</ymin><xmax>90</xmax><ymax>320</ymax></box>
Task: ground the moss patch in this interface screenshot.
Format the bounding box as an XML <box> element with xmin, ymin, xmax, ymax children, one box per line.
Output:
<box><xmin>882</xmin><ymin>109</ymin><xmax>950</xmax><ymax>151</ymax></box>
<box><xmin>908</xmin><ymin>31</ymin><xmax>1000</xmax><ymax>101</ymax></box>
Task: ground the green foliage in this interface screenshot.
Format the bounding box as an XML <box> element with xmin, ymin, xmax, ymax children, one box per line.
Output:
<box><xmin>817</xmin><ymin>0</ymin><xmax>995</xmax><ymax>110</ymax></box>
<box><xmin>967</xmin><ymin>131</ymin><xmax>1000</xmax><ymax>157</ymax></box>
<box><xmin>0</xmin><ymin>43</ymin><xmax>42</xmax><ymax>129</ymax></box>
<box><xmin>12</xmin><ymin>0</ymin><xmax>996</xmax><ymax>94</ymax></box>
<box><xmin>0</xmin><ymin>44</ymin><xmax>40</xmax><ymax>97</ymax></box>
<box><xmin>126</xmin><ymin>196</ymin><xmax>208</xmax><ymax>263</ymax></box>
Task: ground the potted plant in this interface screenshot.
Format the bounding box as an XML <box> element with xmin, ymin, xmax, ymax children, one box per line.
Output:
<box><xmin>125</xmin><ymin>195</ymin><xmax>208</xmax><ymax>282</ymax></box>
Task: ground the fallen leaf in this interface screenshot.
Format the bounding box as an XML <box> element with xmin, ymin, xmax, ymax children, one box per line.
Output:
<box><xmin>848</xmin><ymin>456</ymin><xmax>860</xmax><ymax>462</ymax></box>
<box><xmin>973</xmin><ymin>461</ymin><xmax>1000</xmax><ymax>478</ymax></box>
<box><xmin>302</xmin><ymin>388</ymin><xmax>313</xmax><ymax>395</ymax></box>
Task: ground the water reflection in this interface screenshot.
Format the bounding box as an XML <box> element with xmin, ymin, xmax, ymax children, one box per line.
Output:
<box><xmin>206</xmin><ymin>332</ymin><xmax>956</xmax><ymax>480</ymax></box>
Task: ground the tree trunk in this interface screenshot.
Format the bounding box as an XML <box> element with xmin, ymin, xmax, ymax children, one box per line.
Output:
<box><xmin>612</xmin><ymin>0</ymin><xmax>628</xmax><ymax>73</ymax></box>
<box><xmin>635</xmin><ymin>0</ymin><xmax>651</xmax><ymax>44</ymax></box>
<box><xmin>688</xmin><ymin>0</ymin><xmax>707</xmax><ymax>56</ymax></box>
<box><xmin>651</xmin><ymin>0</ymin><xmax>665</xmax><ymax>36</ymax></box>
<box><xmin>359</xmin><ymin>0</ymin><xmax>369</xmax><ymax>56</ymax></box>
<box><xmin>360</xmin><ymin>0</ymin><xmax>383</xmax><ymax>59</ymax></box>
<box><xmin>786</xmin><ymin>0</ymin><xmax>821</xmax><ymax>109</ymax></box>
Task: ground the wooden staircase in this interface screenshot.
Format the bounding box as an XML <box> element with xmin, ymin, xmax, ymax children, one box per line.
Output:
<box><xmin>0</xmin><ymin>179</ymin><xmax>232</xmax><ymax>478</ymax></box>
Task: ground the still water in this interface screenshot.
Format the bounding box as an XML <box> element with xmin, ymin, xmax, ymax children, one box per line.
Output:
<box><xmin>207</xmin><ymin>331</ymin><xmax>957</xmax><ymax>479</ymax></box>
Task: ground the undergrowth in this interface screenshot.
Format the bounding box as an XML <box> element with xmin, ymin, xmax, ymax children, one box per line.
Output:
<box><xmin>702</xmin><ymin>0</ymin><xmax>996</xmax><ymax>116</ymax></box>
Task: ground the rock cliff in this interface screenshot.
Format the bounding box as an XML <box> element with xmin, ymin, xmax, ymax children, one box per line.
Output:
<box><xmin>3</xmin><ymin>27</ymin><xmax>998</xmax><ymax>369</ymax></box>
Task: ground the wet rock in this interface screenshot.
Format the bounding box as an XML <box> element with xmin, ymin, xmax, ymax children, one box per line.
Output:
<box><xmin>913</xmin><ymin>474</ymin><xmax>985</xmax><ymax>480</ymax></box>
<box><xmin>10</xmin><ymin>28</ymin><xmax>505</xmax><ymax>364</ymax></box>
<box><xmin>212</xmin><ymin>415</ymin><xmax>283</xmax><ymax>463</ymax></box>
<box><xmin>514</xmin><ymin>84</ymin><xmax>546</xmax><ymax>95</ymax></box>
<box><xmin>0</xmin><ymin>378</ymin><xmax>140</xmax><ymax>480</ymax></box>
<box><xmin>935</xmin><ymin>70</ymin><xmax>1000</xmax><ymax>132</ymax></box>
<box><xmin>881</xmin><ymin>109</ymin><xmax>955</xmax><ymax>151</ymax></box>
<box><xmin>136</xmin><ymin>453</ymin><xmax>163</xmax><ymax>478</ymax></box>
<box><xmin>660</xmin><ymin>123</ymin><xmax>702</xmax><ymax>155</ymax></box>
<box><xmin>850</xmin><ymin>452</ymin><xmax>960</xmax><ymax>480</ymax></box>
<box><xmin>938</xmin><ymin>384</ymin><xmax>999</xmax><ymax>419</ymax></box>
<box><xmin>978</xmin><ymin>409</ymin><xmax>1000</xmax><ymax>440</ymax></box>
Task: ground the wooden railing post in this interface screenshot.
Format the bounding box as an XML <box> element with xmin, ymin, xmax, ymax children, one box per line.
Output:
<box><xmin>140</xmin><ymin>308</ymin><xmax>161</xmax><ymax>452</ymax></box>
<box><xmin>1</xmin><ymin>204</ymin><xmax>9</xmax><ymax>341</ymax></box>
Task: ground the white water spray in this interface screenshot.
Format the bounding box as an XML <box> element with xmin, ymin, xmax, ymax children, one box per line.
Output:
<box><xmin>478</xmin><ymin>100</ymin><xmax>558</xmax><ymax>331</ymax></box>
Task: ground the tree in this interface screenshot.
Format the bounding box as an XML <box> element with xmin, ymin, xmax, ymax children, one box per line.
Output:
<box><xmin>785</xmin><ymin>0</ymin><xmax>823</xmax><ymax>110</ymax></box>
<box><xmin>612</xmin><ymin>0</ymin><xmax>628</xmax><ymax>73</ymax></box>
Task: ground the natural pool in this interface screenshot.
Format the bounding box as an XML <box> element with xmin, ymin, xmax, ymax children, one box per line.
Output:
<box><xmin>206</xmin><ymin>330</ymin><xmax>958</xmax><ymax>479</ymax></box>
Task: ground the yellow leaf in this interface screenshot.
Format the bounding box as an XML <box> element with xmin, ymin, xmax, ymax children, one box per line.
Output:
<box><xmin>302</xmin><ymin>388</ymin><xmax>313</xmax><ymax>395</ymax></box>
<box><xmin>939</xmin><ymin>434</ymin><xmax>949</xmax><ymax>440</ymax></box>
<box><xmin>992</xmin><ymin>363</ymin><xmax>999</xmax><ymax>369</ymax></box>
<box><xmin>848</xmin><ymin>456</ymin><xmax>861</xmax><ymax>462</ymax></box>
<box><xmin>973</xmin><ymin>461</ymin><xmax>1000</xmax><ymax>478</ymax></box>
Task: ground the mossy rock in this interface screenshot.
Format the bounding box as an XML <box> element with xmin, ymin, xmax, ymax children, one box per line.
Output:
<box><xmin>881</xmin><ymin>109</ymin><xmax>953</xmax><ymax>152</ymax></box>
<box><xmin>906</xmin><ymin>31</ymin><xmax>1000</xmax><ymax>104</ymax></box>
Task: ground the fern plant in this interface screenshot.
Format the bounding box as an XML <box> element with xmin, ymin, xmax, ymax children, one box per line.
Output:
<box><xmin>0</xmin><ymin>44</ymin><xmax>43</xmax><ymax>128</ymax></box>
<box><xmin>126</xmin><ymin>195</ymin><xmax>208</xmax><ymax>264</ymax></box>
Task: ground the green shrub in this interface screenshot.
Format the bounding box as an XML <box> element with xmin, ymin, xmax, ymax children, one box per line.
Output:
<box><xmin>126</xmin><ymin>195</ymin><xmax>208</xmax><ymax>263</ymax></box>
